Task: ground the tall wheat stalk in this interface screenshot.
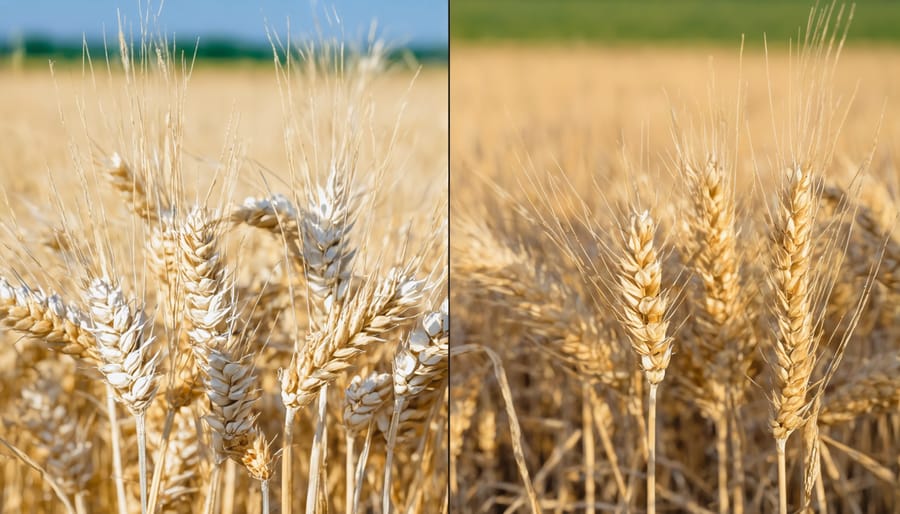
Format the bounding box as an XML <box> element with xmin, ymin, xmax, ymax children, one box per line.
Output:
<box><xmin>769</xmin><ymin>165</ymin><xmax>818</xmax><ymax>514</ymax></box>
<box><xmin>87</xmin><ymin>278</ymin><xmax>159</xmax><ymax>514</ymax></box>
<box><xmin>616</xmin><ymin>211</ymin><xmax>672</xmax><ymax>514</ymax></box>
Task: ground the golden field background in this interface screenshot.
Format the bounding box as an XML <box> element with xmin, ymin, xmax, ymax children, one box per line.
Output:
<box><xmin>452</xmin><ymin>46</ymin><xmax>900</xmax><ymax>191</ymax></box>
<box><xmin>451</xmin><ymin>43</ymin><xmax>900</xmax><ymax>513</ymax></box>
<box><xmin>0</xmin><ymin>65</ymin><xmax>447</xmax><ymax>209</ymax></box>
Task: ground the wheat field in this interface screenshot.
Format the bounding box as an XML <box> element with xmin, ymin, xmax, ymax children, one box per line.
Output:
<box><xmin>450</xmin><ymin>9</ymin><xmax>900</xmax><ymax>514</ymax></box>
<box><xmin>0</xmin><ymin>28</ymin><xmax>448</xmax><ymax>514</ymax></box>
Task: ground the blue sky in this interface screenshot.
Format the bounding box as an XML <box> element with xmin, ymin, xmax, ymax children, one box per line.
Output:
<box><xmin>0</xmin><ymin>1</ymin><xmax>448</xmax><ymax>46</ymax></box>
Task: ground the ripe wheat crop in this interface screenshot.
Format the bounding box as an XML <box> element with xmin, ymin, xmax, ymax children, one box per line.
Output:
<box><xmin>451</xmin><ymin>5</ymin><xmax>899</xmax><ymax>513</ymax></box>
<box><xmin>0</xmin><ymin>12</ymin><xmax>447</xmax><ymax>514</ymax></box>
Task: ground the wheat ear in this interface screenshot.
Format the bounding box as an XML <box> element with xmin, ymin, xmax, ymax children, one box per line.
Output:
<box><xmin>682</xmin><ymin>153</ymin><xmax>745</xmax><ymax>513</ymax></box>
<box><xmin>0</xmin><ymin>276</ymin><xmax>98</xmax><ymax>361</ymax></box>
<box><xmin>281</xmin><ymin>268</ymin><xmax>423</xmax><ymax>410</ymax></box>
<box><xmin>87</xmin><ymin>278</ymin><xmax>159</xmax><ymax>514</ymax></box>
<box><xmin>16</xmin><ymin>378</ymin><xmax>95</xmax><ymax>502</ymax></box>
<box><xmin>770</xmin><ymin>165</ymin><xmax>818</xmax><ymax>514</ymax></box>
<box><xmin>103</xmin><ymin>152</ymin><xmax>162</xmax><ymax>223</ymax></box>
<box><xmin>232</xmin><ymin>194</ymin><xmax>304</xmax><ymax>265</ymax></box>
<box><xmin>617</xmin><ymin>210</ymin><xmax>672</xmax><ymax>514</ymax></box>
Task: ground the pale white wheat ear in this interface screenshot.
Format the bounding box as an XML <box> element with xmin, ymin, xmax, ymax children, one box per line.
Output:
<box><xmin>280</xmin><ymin>268</ymin><xmax>424</xmax><ymax>410</ymax></box>
<box><xmin>343</xmin><ymin>371</ymin><xmax>392</xmax><ymax>514</ymax></box>
<box><xmin>383</xmin><ymin>297</ymin><xmax>449</xmax><ymax>514</ymax></box>
<box><xmin>86</xmin><ymin>277</ymin><xmax>158</xmax><ymax>514</ymax></box>
<box><xmin>146</xmin><ymin>205</ymin><xmax>235</xmax><ymax>514</ymax></box>
<box><xmin>204</xmin><ymin>342</ymin><xmax>259</xmax><ymax>463</ymax></box>
<box><xmin>0</xmin><ymin>276</ymin><xmax>99</xmax><ymax>361</ymax></box>
<box><xmin>300</xmin><ymin>168</ymin><xmax>357</xmax><ymax>320</ymax></box>
<box><xmin>200</xmin><ymin>335</ymin><xmax>261</xmax><ymax>514</ymax></box>
<box><xmin>181</xmin><ymin>205</ymin><xmax>233</xmax><ymax>374</ymax></box>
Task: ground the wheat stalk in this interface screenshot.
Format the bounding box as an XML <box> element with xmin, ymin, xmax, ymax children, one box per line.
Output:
<box><xmin>87</xmin><ymin>278</ymin><xmax>159</xmax><ymax>514</ymax></box>
<box><xmin>616</xmin><ymin>210</ymin><xmax>672</xmax><ymax>514</ymax></box>
<box><xmin>770</xmin><ymin>165</ymin><xmax>818</xmax><ymax>514</ymax></box>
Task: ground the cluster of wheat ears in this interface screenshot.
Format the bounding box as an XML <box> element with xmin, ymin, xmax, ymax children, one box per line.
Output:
<box><xmin>0</xmin><ymin>17</ymin><xmax>447</xmax><ymax>514</ymax></box>
<box><xmin>451</xmin><ymin>5</ymin><xmax>898</xmax><ymax>514</ymax></box>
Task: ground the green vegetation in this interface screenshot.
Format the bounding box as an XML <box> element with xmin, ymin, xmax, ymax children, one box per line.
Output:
<box><xmin>451</xmin><ymin>0</ymin><xmax>900</xmax><ymax>46</ymax></box>
<box><xmin>0</xmin><ymin>35</ymin><xmax>447</xmax><ymax>66</ymax></box>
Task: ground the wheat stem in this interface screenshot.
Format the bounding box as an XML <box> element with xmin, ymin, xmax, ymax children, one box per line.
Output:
<box><xmin>261</xmin><ymin>480</ymin><xmax>270</xmax><ymax>514</ymax></box>
<box><xmin>203</xmin><ymin>463</ymin><xmax>222</xmax><ymax>514</ymax></box>
<box><xmin>352</xmin><ymin>423</ymin><xmax>375</xmax><ymax>514</ymax></box>
<box><xmin>136</xmin><ymin>413</ymin><xmax>149</xmax><ymax>514</ymax></box>
<box><xmin>383</xmin><ymin>397</ymin><xmax>403</xmax><ymax>514</ymax></box>
<box><xmin>106</xmin><ymin>385</ymin><xmax>129</xmax><ymax>514</ymax></box>
<box><xmin>281</xmin><ymin>407</ymin><xmax>296</xmax><ymax>512</ymax></box>
<box><xmin>222</xmin><ymin>460</ymin><xmax>236</xmax><ymax>514</ymax></box>
<box><xmin>345</xmin><ymin>432</ymin><xmax>355</xmax><ymax>514</ymax></box>
<box><xmin>777</xmin><ymin>438</ymin><xmax>787</xmax><ymax>514</ymax></box>
<box><xmin>75</xmin><ymin>492</ymin><xmax>88</xmax><ymax>514</ymax></box>
<box><xmin>582</xmin><ymin>385</ymin><xmax>596</xmax><ymax>514</ymax></box>
<box><xmin>729</xmin><ymin>400</ymin><xmax>746</xmax><ymax>514</ymax></box>
<box><xmin>305</xmin><ymin>387</ymin><xmax>328</xmax><ymax>514</ymax></box>
<box><xmin>715</xmin><ymin>416</ymin><xmax>729</xmax><ymax>514</ymax></box>
<box><xmin>146</xmin><ymin>407</ymin><xmax>176</xmax><ymax>514</ymax></box>
<box><xmin>647</xmin><ymin>383</ymin><xmax>658</xmax><ymax>514</ymax></box>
